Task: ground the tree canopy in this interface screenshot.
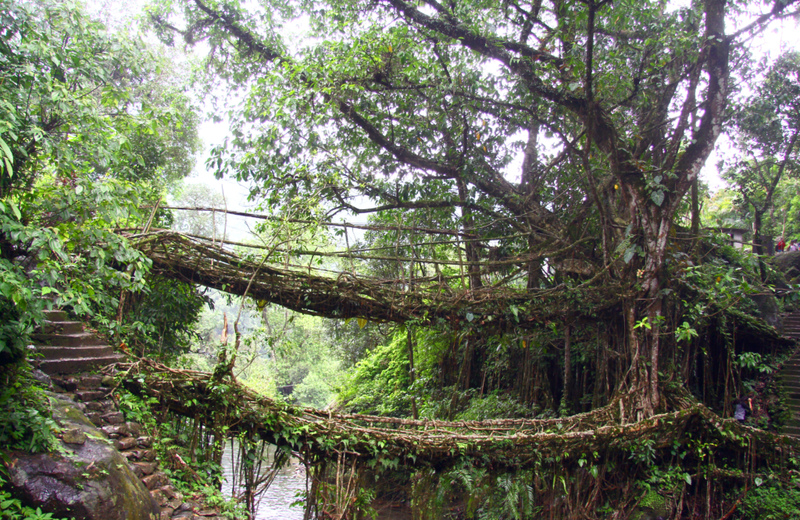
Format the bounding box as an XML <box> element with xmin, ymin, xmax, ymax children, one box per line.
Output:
<box><xmin>0</xmin><ymin>0</ymin><xmax>203</xmax><ymax>363</ymax></box>
<box><xmin>149</xmin><ymin>0</ymin><xmax>800</xmax><ymax>415</ymax></box>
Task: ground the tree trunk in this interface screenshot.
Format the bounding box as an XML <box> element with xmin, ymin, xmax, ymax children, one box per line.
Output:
<box><xmin>752</xmin><ymin>209</ymin><xmax>763</xmax><ymax>255</ymax></box>
<box><xmin>407</xmin><ymin>327</ymin><xmax>419</xmax><ymax>420</ymax></box>
<box><xmin>562</xmin><ymin>324</ymin><xmax>572</xmax><ymax>413</ymax></box>
<box><xmin>457</xmin><ymin>178</ymin><xmax>483</xmax><ymax>290</ymax></box>
<box><xmin>691</xmin><ymin>174</ymin><xmax>700</xmax><ymax>237</ymax></box>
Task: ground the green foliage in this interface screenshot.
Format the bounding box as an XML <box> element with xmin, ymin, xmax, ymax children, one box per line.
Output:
<box><xmin>336</xmin><ymin>332</ymin><xmax>413</xmax><ymax>416</ymax></box>
<box><xmin>411</xmin><ymin>463</ymin><xmax>539</xmax><ymax>520</ymax></box>
<box><xmin>120</xmin><ymin>275</ymin><xmax>212</xmax><ymax>358</ymax></box>
<box><xmin>177</xmin><ymin>294</ymin><xmax>344</xmax><ymax>408</ymax></box>
<box><xmin>0</xmin><ymin>365</ymin><xmax>60</xmax><ymax>454</ymax></box>
<box><xmin>0</xmin><ymin>178</ymin><xmax>153</xmax><ymax>361</ymax></box>
<box><xmin>114</xmin><ymin>389</ymin><xmax>243</xmax><ymax>519</ymax></box>
<box><xmin>452</xmin><ymin>392</ymin><xmax>533</xmax><ymax>422</ymax></box>
<box><xmin>738</xmin><ymin>480</ymin><xmax>800</xmax><ymax>520</ymax></box>
<box><xmin>0</xmin><ymin>0</ymin><xmax>199</xmax><ymax>198</ymax></box>
<box><xmin>0</xmin><ymin>476</ymin><xmax>74</xmax><ymax>520</ymax></box>
<box><xmin>169</xmin><ymin>182</ymin><xmax>225</xmax><ymax>238</ymax></box>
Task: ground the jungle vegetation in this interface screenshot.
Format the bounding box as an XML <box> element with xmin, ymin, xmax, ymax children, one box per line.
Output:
<box><xmin>3</xmin><ymin>0</ymin><xmax>800</xmax><ymax>518</ymax></box>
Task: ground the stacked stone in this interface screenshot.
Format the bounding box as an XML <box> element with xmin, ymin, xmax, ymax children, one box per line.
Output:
<box><xmin>50</xmin><ymin>373</ymin><xmax>226</xmax><ymax>520</ymax></box>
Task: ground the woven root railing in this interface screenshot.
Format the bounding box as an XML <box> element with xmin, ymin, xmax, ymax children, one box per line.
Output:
<box><xmin>118</xmin><ymin>358</ymin><xmax>800</xmax><ymax>470</ymax></box>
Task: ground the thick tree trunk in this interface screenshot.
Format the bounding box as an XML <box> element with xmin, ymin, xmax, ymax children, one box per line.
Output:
<box><xmin>407</xmin><ymin>327</ymin><xmax>419</xmax><ymax>420</ymax></box>
<box><xmin>691</xmin><ymin>175</ymin><xmax>700</xmax><ymax>237</ymax></box>
<box><xmin>752</xmin><ymin>209</ymin><xmax>763</xmax><ymax>255</ymax></box>
<box><xmin>562</xmin><ymin>324</ymin><xmax>572</xmax><ymax>412</ymax></box>
<box><xmin>457</xmin><ymin>178</ymin><xmax>483</xmax><ymax>290</ymax></box>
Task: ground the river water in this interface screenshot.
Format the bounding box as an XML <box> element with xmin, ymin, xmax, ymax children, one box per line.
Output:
<box><xmin>221</xmin><ymin>442</ymin><xmax>306</xmax><ymax>520</ymax></box>
<box><xmin>221</xmin><ymin>442</ymin><xmax>411</xmax><ymax>519</ymax></box>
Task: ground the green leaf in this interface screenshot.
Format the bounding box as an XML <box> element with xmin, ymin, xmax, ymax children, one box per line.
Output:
<box><xmin>9</xmin><ymin>201</ymin><xmax>21</xmax><ymax>220</ymax></box>
<box><xmin>623</xmin><ymin>246</ymin><xmax>636</xmax><ymax>264</ymax></box>
<box><xmin>650</xmin><ymin>190</ymin><xmax>664</xmax><ymax>206</ymax></box>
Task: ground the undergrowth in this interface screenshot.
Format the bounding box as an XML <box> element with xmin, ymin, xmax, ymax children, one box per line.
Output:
<box><xmin>0</xmin><ymin>476</ymin><xmax>73</xmax><ymax>520</ymax></box>
<box><xmin>114</xmin><ymin>387</ymin><xmax>244</xmax><ymax>519</ymax></box>
<box><xmin>0</xmin><ymin>363</ymin><xmax>60</xmax><ymax>454</ymax></box>
<box><xmin>736</xmin><ymin>478</ymin><xmax>800</xmax><ymax>520</ymax></box>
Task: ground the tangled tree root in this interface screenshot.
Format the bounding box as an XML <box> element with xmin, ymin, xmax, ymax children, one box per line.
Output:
<box><xmin>119</xmin><ymin>359</ymin><xmax>800</xmax><ymax>519</ymax></box>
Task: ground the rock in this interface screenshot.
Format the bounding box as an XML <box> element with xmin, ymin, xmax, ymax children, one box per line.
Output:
<box><xmin>142</xmin><ymin>449</ymin><xmax>157</xmax><ymax>461</ymax></box>
<box><xmin>75</xmin><ymin>390</ymin><xmax>106</xmax><ymax>402</ymax></box>
<box><xmin>150</xmin><ymin>489</ymin><xmax>168</xmax><ymax>507</ymax></box>
<box><xmin>85</xmin><ymin>412</ymin><xmax>104</xmax><ymax>427</ymax></box>
<box><xmin>159</xmin><ymin>486</ymin><xmax>179</xmax><ymax>500</ymax></box>
<box><xmin>176</xmin><ymin>501</ymin><xmax>198</xmax><ymax>512</ymax></box>
<box><xmin>137</xmin><ymin>436</ymin><xmax>153</xmax><ymax>448</ymax></box>
<box><xmin>56</xmin><ymin>377</ymin><xmax>79</xmax><ymax>392</ymax></box>
<box><xmin>78</xmin><ymin>375</ymin><xmax>103</xmax><ymax>390</ymax></box>
<box><xmin>102</xmin><ymin>412</ymin><xmax>125</xmax><ymax>425</ymax></box>
<box><xmin>166</xmin><ymin>498</ymin><xmax>184</xmax><ymax>510</ymax></box>
<box><xmin>102</xmin><ymin>424</ymin><xmax>130</xmax><ymax>438</ymax></box>
<box><xmin>61</xmin><ymin>428</ymin><xmax>87</xmax><ymax>445</ymax></box>
<box><xmin>127</xmin><ymin>422</ymin><xmax>144</xmax><ymax>437</ymax></box>
<box><xmin>772</xmin><ymin>250</ymin><xmax>800</xmax><ymax>283</ymax></box>
<box><xmin>5</xmin><ymin>394</ymin><xmax>159</xmax><ymax>520</ymax></box>
<box><xmin>115</xmin><ymin>437</ymin><xmax>137</xmax><ymax>450</ymax></box>
<box><xmin>85</xmin><ymin>401</ymin><xmax>105</xmax><ymax>411</ymax></box>
<box><xmin>32</xmin><ymin>369</ymin><xmax>53</xmax><ymax>389</ymax></box>
<box><xmin>750</xmin><ymin>293</ymin><xmax>781</xmax><ymax>330</ymax></box>
<box><xmin>132</xmin><ymin>462</ymin><xmax>157</xmax><ymax>476</ymax></box>
<box><xmin>123</xmin><ymin>450</ymin><xmax>146</xmax><ymax>461</ymax></box>
<box><xmin>56</xmin><ymin>399</ymin><xmax>86</xmax><ymax>415</ymax></box>
<box><xmin>101</xmin><ymin>375</ymin><xmax>116</xmax><ymax>387</ymax></box>
<box><xmin>159</xmin><ymin>508</ymin><xmax>174</xmax><ymax>520</ymax></box>
<box><xmin>142</xmin><ymin>472</ymin><xmax>170</xmax><ymax>490</ymax></box>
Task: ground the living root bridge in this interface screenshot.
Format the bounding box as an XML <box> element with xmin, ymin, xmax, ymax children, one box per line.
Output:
<box><xmin>120</xmin><ymin>359</ymin><xmax>800</xmax><ymax>471</ymax></box>
<box><xmin>124</xmin><ymin>230</ymin><xmax>614</xmax><ymax>329</ymax></box>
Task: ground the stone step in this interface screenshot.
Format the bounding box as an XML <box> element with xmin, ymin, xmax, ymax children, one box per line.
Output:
<box><xmin>42</xmin><ymin>309</ymin><xmax>69</xmax><ymax>322</ymax></box>
<box><xmin>34</xmin><ymin>345</ymin><xmax>118</xmax><ymax>361</ymax></box>
<box><xmin>32</xmin><ymin>332</ymin><xmax>105</xmax><ymax>347</ymax></box>
<box><xmin>782</xmin><ymin>426</ymin><xmax>800</xmax><ymax>437</ymax></box>
<box><xmin>37</xmin><ymin>354</ymin><xmax>125</xmax><ymax>376</ymax></box>
<box><xmin>40</xmin><ymin>320</ymin><xmax>84</xmax><ymax>335</ymax></box>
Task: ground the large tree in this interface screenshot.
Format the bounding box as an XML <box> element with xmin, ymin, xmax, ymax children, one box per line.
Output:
<box><xmin>724</xmin><ymin>50</ymin><xmax>800</xmax><ymax>254</ymax></box>
<box><xmin>0</xmin><ymin>0</ymin><xmax>201</xmax><ymax>362</ymax></box>
<box><xmin>151</xmin><ymin>0</ymin><xmax>799</xmax><ymax>417</ymax></box>
<box><xmin>0</xmin><ymin>0</ymin><xmax>200</xmax><ymax>197</ymax></box>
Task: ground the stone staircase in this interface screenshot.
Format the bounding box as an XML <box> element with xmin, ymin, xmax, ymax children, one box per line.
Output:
<box><xmin>10</xmin><ymin>372</ymin><xmax>226</xmax><ymax>520</ymax></box>
<box><xmin>31</xmin><ymin>309</ymin><xmax>124</xmax><ymax>375</ymax></box>
<box><xmin>778</xmin><ymin>312</ymin><xmax>800</xmax><ymax>436</ymax></box>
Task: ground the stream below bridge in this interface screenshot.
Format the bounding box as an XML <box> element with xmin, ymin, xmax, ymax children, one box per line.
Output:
<box><xmin>221</xmin><ymin>441</ymin><xmax>411</xmax><ymax>520</ymax></box>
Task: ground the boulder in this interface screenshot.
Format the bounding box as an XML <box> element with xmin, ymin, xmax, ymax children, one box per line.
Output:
<box><xmin>772</xmin><ymin>251</ymin><xmax>800</xmax><ymax>283</ymax></box>
<box><xmin>4</xmin><ymin>394</ymin><xmax>159</xmax><ymax>520</ymax></box>
<box><xmin>750</xmin><ymin>293</ymin><xmax>782</xmax><ymax>331</ymax></box>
